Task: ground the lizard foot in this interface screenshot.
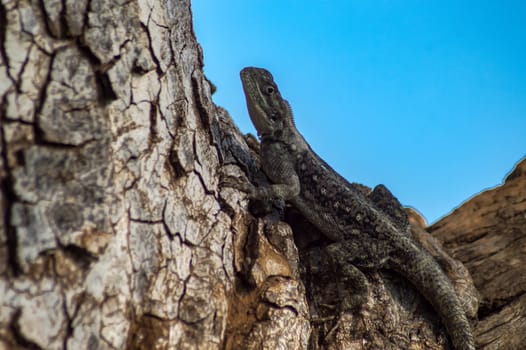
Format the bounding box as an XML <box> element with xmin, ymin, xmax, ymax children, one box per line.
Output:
<box><xmin>338</xmin><ymin>263</ymin><xmax>370</xmax><ymax>311</ymax></box>
<box><xmin>220</xmin><ymin>174</ymin><xmax>256</xmax><ymax>196</ymax></box>
<box><xmin>326</xmin><ymin>243</ymin><xmax>371</xmax><ymax>311</ymax></box>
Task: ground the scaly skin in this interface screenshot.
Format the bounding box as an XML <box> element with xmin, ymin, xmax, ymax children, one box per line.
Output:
<box><xmin>234</xmin><ymin>67</ymin><xmax>475</xmax><ymax>350</ymax></box>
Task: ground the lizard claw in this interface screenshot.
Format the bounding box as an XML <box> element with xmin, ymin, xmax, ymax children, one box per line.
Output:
<box><xmin>220</xmin><ymin>175</ymin><xmax>256</xmax><ymax>196</ymax></box>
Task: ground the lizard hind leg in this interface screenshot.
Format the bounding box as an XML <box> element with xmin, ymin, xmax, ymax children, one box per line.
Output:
<box><xmin>326</xmin><ymin>243</ymin><xmax>371</xmax><ymax>311</ymax></box>
<box><xmin>337</xmin><ymin>263</ymin><xmax>370</xmax><ymax>311</ymax></box>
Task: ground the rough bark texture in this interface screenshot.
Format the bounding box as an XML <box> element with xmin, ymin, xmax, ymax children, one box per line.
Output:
<box><xmin>429</xmin><ymin>157</ymin><xmax>526</xmax><ymax>350</ymax></box>
<box><xmin>0</xmin><ymin>1</ymin><xmax>310</xmax><ymax>349</ymax></box>
<box><xmin>0</xmin><ymin>0</ymin><xmax>523</xmax><ymax>349</ymax></box>
<box><xmin>0</xmin><ymin>0</ymin><xmax>229</xmax><ymax>348</ymax></box>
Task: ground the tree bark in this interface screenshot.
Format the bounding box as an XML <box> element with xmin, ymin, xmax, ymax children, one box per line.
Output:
<box><xmin>429</xmin><ymin>158</ymin><xmax>526</xmax><ymax>350</ymax></box>
<box><xmin>1</xmin><ymin>1</ymin><xmax>524</xmax><ymax>349</ymax></box>
<box><xmin>0</xmin><ymin>1</ymin><xmax>241</xmax><ymax>348</ymax></box>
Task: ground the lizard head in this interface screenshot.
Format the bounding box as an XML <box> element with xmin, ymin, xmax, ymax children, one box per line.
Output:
<box><xmin>240</xmin><ymin>67</ymin><xmax>295</xmax><ymax>139</ymax></box>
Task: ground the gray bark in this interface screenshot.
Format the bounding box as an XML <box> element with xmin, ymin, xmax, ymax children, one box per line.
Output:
<box><xmin>0</xmin><ymin>1</ymin><xmax>241</xmax><ymax>349</ymax></box>
<box><xmin>0</xmin><ymin>1</ymin><xmax>310</xmax><ymax>348</ymax></box>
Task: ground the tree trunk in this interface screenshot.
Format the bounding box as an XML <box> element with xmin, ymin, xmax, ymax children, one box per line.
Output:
<box><xmin>0</xmin><ymin>1</ymin><xmax>242</xmax><ymax>348</ymax></box>
<box><xmin>0</xmin><ymin>1</ymin><xmax>523</xmax><ymax>349</ymax></box>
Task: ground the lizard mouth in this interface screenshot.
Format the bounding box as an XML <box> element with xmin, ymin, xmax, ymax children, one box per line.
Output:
<box><xmin>240</xmin><ymin>69</ymin><xmax>273</xmax><ymax>136</ymax></box>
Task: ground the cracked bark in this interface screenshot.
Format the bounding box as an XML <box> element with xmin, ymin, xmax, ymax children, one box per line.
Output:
<box><xmin>0</xmin><ymin>1</ymin><xmax>308</xmax><ymax>349</ymax></box>
<box><xmin>0</xmin><ymin>1</ymin><xmax>233</xmax><ymax>349</ymax></box>
<box><xmin>0</xmin><ymin>1</ymin><xmax>523</xmax><ymax>349</ymax></box>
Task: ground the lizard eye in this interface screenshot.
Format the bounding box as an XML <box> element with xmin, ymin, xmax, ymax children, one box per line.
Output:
<box><xmin>265</xmin><ymin>86</ymin><xmax>275</xmax><ymax>95</ymax></box>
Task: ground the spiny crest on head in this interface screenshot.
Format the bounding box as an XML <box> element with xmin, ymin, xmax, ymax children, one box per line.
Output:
<box><xmin>284</xmin><ymin>100</ymin><xmax>296</xmax><ymax>127</ymax></box>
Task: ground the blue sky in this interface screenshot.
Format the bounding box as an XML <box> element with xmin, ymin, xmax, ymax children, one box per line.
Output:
<box><xmin>192</xmin><ymin>1</ymin><xmax>526</xmax><ymax>224</ymax></box>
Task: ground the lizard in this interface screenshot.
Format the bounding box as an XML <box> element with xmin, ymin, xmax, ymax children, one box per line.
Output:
<box><xmin>225</xmin><ymin>66</ymin><xmax>475</xmax><ymax>350</ymax></box>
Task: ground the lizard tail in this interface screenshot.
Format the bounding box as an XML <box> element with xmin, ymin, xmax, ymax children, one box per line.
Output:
<box><xmin>390</xmin><ymin>237</ymin><xmax>475</xmax><ymax>350</ymax></box>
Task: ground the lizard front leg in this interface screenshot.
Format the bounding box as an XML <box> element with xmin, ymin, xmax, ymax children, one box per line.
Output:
<box><xmin>221</xmin><ymin>172</ymin><xmax>300</xmax><ymax>201</ymax></box>
<box><xmin>255</xmin><ymin>175</ymin><xmax>300</xmax><ymax>200</ymax></box>
<box><xmin>223</xmin><ymin>141</ymin><xmax>301</xmax><ymax>201</ymax></box>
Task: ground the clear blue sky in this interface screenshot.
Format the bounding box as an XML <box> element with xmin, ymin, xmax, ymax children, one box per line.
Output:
<box><xmin>192</xmin><ymin>1</ymin><xmax>526</xmax><ymax>224</ymax></box>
